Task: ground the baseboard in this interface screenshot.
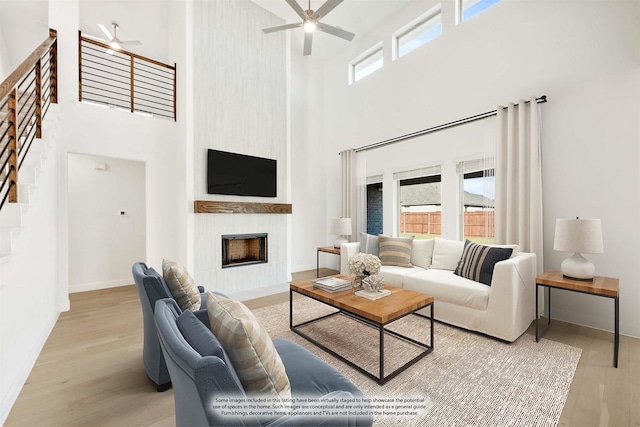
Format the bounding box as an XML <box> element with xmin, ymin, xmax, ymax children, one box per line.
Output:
<box><xmin>69</xmin><ymin>278</ymin><xmax>133</xmax><ymax>293</ymax></box>
<box><xmin>0</xmin><ymin>310</ymin><xmax>59</xmax><ymax>425</ymax></box>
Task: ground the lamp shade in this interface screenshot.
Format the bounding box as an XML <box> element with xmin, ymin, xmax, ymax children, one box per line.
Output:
<box><xmin>330</xmin><ymin>218</ymin><xmax>352</xmax><ymax>236</ymax></box>
<box><xmin>554</xmin><ymin>218</ymin><xmax>604</xmax><ymax>254</ymax></box>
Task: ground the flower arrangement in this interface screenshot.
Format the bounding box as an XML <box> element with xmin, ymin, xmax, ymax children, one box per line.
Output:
<box><xmin>348</xmin><ymin>253</ymin><xmax>382</xmax><ymax>277</ymax></box>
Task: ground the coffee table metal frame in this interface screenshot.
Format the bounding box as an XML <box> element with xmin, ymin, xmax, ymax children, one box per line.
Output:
<box><xmin>289</xmin><ymin>287</ymin><xmax>434</xmax><ymax>385</ymax></box>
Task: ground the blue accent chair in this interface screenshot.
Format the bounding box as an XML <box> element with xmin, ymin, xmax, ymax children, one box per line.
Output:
<box><xmin>131</xmin><ymin>262</ymin><xmax>208</xmax><ymax>391</ymax></box>
<box><xmin>154</xmin><ymin>298</ymin><xmax>374</xmax><ymax>426</ymax></box>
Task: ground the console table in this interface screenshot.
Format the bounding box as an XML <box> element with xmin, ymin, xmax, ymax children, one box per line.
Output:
<box><xmin>535</xmin><ymin>270</ymin><xmax>619</xmax><ymax>368</ymax></box>
<box><xmin>316</xmin><ymin>246</ymin><xmax>340</xmax><ymax>277</ymax></box>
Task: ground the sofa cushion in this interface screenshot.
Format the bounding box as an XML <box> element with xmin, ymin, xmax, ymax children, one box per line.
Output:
<box><xmin>380</xmin><ymin>265</ymin><xmax>426</xmax><ymax>287</ymax></box>
<box><xmin>431</xmin><ymin>238</ymin><xmax>465</xmax><ymax>271</ymax></box>
<box><xmin>403</xmin><ymin>269</ymin><xmax>490</xmax><ymax>311</ymax></box>
<box><xmin>378</xmin><ymin>235</ymin><xmax>414</xmax><ymax>267</ymax></box>
<box><xmin>411</xmin><ymin>238</ymin><xmax>435</xmax><ymax>269</ymax></box>
<box><xmin>176</xmin><ymin>310</ymin><xmax>244</xmax><ymax>390</ymax></box>
<box><xmin>454</xmin><ymin>240</ymin><xmax>513</xmax><ymax>285</ymax></box>
<box><xmin>206</xmin><ymin>292</ymin><xmax>291</xmax><ymax>405</ymax></box>
<box><xmin>162</xmin><ymin>259</ymin><xmax>201</xmax><ymax>311</ymax></box>
<box><xmin>359</xmin><ymin>232</ymin><xmax>379</xmax><ymax>257</ymax></box>
<box><xmin>274</xmin><ymin>338</ymin><xmax>365</xmax><ymax>399</ymax></box>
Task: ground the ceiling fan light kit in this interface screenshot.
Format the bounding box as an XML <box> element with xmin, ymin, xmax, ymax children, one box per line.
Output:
<box><xmin>262</xmin><ymin>0</ymin><xmax>355</xmax><ymax>56</ymax></box>
<box><xmin>91</xmin><ymin>22</ymin><xmax>142</xmax><ymax>53</ymax></box>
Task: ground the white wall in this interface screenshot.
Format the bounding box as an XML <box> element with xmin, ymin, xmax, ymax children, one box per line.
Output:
<box><xmin>291</xmin><ymin>0</ymin><xmax>640</xmax><ymax>337</ymax></box>
<box><xmin>0</xmin><ymin>127</ymin><xmax>60</xmax><ymax>424</ymax></box>
<box><xmin>67</xmin><ymin>153</ymin><xmax>145</xmax><ymax>292</ymax></box>
<box><xmin>0</xmin><ymin>0</ymin><xmax>49</xmax><ymax>81</ymax></box>
<box><xmin>192</xmin><ymin>0</ymin><xmax>290</xmax><ymax>295</ymax></box>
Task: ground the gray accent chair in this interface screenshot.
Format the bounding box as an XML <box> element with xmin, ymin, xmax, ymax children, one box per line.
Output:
<box><xmin>131</xmin><ymin>262</ymin><xmax>208</xmax><ymax>391</ymax></box>
<box><xmin>155</xmin><ymin>298</ymin><xmax>373</xmax><ymax>427</ymax></box>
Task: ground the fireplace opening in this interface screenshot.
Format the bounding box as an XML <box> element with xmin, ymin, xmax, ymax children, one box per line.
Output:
<box><xmin>222</xmin><ymin>233</ymin><xmax>268</xmax><ymax>268</ymax></box>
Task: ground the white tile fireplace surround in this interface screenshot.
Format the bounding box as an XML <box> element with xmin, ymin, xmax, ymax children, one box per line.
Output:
<box><xmin>194</xmin><ymin>202</ymin><xmax>291</xmax><ymax>296</ymax></box>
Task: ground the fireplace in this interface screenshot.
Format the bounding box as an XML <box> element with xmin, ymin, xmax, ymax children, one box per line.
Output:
<box><xmin>222</xmin><ymin>233</ymin><xmax>268</xmax><ymax>268</ymax></box>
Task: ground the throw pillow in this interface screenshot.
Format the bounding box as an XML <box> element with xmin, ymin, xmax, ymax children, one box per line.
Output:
<box><xmin>206</xmin><ymin>292</ymin><xmax>291</xmax><ymax>405</ymax></box>
<box><xmin>162</xmin><ymin>259</ymin><xmax>201</xmax><ymax>311</ymax></box>
<box><xmin>454</xmin><ymin>240</ymin><xmax>513</xmax><ymax>286</ymax></box>
<box><xmin>431</xmin><ymin>238</ymin><xmax>465</xmax><ymax>271</ymax></box>
<box><xmin>358</xmin><ymin>232</ymin><xmax>379</xmax><ymax>257</ymax></box>
<box><xmin>488</xmin><ymin>243</ymin><xmax>520</xmax><ymax>258</ymax></box>
<box><xmin>410</xmin><ymin>238</ymin><xmax>435</xmax><ymax>269</ymax></box>
<box><xmin>176</xmin><ymin>310</ymin><xmax>244</xmax><ymax>392</ymax></box>
<box><xmin>378</xmin><ymin>235</ymin><xmax>414</xmax><ymax>267</ymax></box>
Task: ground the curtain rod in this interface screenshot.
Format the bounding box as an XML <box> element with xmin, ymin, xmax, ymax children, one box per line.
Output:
<box><xmin>353</xmin><ymin>95</ymin><xmax>547</xmax><ymax>153</ymax></box>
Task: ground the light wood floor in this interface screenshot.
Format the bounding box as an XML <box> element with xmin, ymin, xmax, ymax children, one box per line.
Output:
<box><xmin>6</xmin><ymin>269</ymin><xmax>639</xmax><ymax>426</ymax></box>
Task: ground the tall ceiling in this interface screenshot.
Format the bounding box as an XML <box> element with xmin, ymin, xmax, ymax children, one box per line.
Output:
<box><xmin>251</xmin><ymin>0</ymin><xmax>414</xmax><ymax>60</ymax></box>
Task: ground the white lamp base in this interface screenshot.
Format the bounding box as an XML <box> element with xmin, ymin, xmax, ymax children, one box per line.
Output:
<box><xmin>561</xmin><ymin>253</ymin><xmax>596</xmax><ymax>281</ymax></box>
<box><xmin>333</xmin><ymin>236</ymin><xmax>347</xmax><ymax>249</ymax></box>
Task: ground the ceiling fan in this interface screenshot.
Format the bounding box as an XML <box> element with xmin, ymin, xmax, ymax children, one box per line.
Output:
<box><xmin>88</xmin><ymin>22</ymin><xmax>142</xmax><ymax>51</ymax></box>
<box><xmin>262</xmin><ymin>0</ymin><xmax>355</xmax><ymax>56</ymax></box>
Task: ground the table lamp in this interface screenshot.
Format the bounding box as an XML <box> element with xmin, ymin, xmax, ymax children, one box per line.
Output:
<box><xmin>553</xmin><ymin>218</ymin><xmax>603</xmax><ymax>280</ymax></box>
<box><xmin>330</xmin><ymin>218</ymin><xmax>352</xmax><ymax>248</ymax></box>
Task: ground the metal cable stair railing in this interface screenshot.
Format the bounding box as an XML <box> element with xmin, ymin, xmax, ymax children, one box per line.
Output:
<box><xmin>0</xmin><ymin>29</ymin><xmax>58</xmax><ymax>212</ymax></box>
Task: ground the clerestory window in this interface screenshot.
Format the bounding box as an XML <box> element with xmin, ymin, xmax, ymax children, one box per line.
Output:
<box><xmin>393</xmin><ymin>4</ymin><xmax>442</xmax><ymax>60</ymax></box>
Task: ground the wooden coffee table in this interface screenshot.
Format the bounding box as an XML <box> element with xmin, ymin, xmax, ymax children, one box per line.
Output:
<box><xmin>289</xmin><ymin>275</ymin><xmax>434</xmax><ymax>385</ymax></box>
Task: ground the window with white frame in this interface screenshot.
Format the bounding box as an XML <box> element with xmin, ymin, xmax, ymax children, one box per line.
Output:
<box><xmin>395</xmin><ymin>166</ymin><xmax>442</xmax><ymax>239</ymax></box>
<box><xmin>366</xmin><ymin>175</ymin><xmax>383</xmax><ymax>235</ymax></box>
<box><xmin>456</xmin><ymin>0</ymin><xmax>501</xmax><ymax>24</ymax></box>
<box><xmin>393</xmin><ymin>4</ymin><xmax>442</xmax><ymax>60</ymax></box>
<box><xmin>349</xmin><ymin>43</ymin><xmax>383</xmax><ymax>84</ymax></box>
<box><xmin>457</xmin><ymin>159</ymin><xmax>495</xmax><ymax>243</ymax></box>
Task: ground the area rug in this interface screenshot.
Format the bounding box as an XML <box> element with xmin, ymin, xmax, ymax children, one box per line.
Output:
<box><xmin>253</xmin><ymin>298</ymin><xmax>582</xmax><ymax>427</ymax></box>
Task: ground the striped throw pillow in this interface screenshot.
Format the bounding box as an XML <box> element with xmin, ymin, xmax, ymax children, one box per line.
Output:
<box><xmin>162</xmin><ymin>259</ymin><xmax>201</xmax><ymax>311</ymax></box>
<box><xmin>378</xmin><ymin>235</ymin><xmax>414</xmax><ymax>267</ymax></box>
<box><xmin>454</xmin><ymin>240</ymin><xmax>513</xmax><ymax>285</ymax></box>
<box><xmin>206</xmin><ymin>292</ymin><xmax>291</xmax><ymax>407</ymax></box>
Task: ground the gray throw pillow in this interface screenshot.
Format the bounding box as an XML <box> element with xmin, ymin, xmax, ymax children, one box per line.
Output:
<box><xmin>359</xmin><ymin>232</ymin><xmax>379</xmax><ymax>256</ymax></box>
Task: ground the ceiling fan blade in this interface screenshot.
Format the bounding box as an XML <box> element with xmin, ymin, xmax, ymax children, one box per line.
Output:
<box><xmin>285</xmin><ymin>0</ymin><xmax>307</xmax><ymax>20</ymax></box>
<box><xmin>303</xmin><ymin>31</ymin><xmax>313</xmax><ymax>56</ymax></box>
<box><xmin>317</xmin><ymin>23</ymin><xmax>355</xmax><ymax>41</ymax></box>
<box><xmin>262</xmin><ymin>22</ymin><xmax>303</xmax><ymax>34</ymax></box>
<box><xmin>98</xmin><ymin>23</ymin><xmax>113</xmax><ymax>40</ymax></box>
<box><xmin>312</xmin><ymin>0</ymin><xmax>344</xmax><ymax>20</ymax></box>
<box><xmin>121</xmin><ymin>40</ymin><xmax>142</xmax><ymax>45</ymax></box>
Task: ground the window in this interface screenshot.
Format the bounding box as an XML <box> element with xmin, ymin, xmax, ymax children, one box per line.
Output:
<box><xmin>457</xmin><ymin>0</ymin><xmax>501</xmax><ymax>24</ymax></box>
<box><xmin>393</xmin><ymin>5</ymin><xmax>442</xmax><ymax>60</ymax></box>
<box><xmin>366</xmin><ymin>176</ymin><xmax>383</xmax><ymax>235</ymax></box>
<box><xmin>395</xmin><ymin>166</ymin><xmax>442</xmax><ymax>239</ymax></box>
<box><xmin>349</xmin><ymin>43</ymin><xmax>383</xmax><ymax>84</ymax></box>
<box><xmin>457</xmin><ymin>160</ymin><xmax>495</xmax><ymax>243</ymax></box>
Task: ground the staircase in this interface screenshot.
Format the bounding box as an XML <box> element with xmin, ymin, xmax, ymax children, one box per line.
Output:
<box><xmin>0</xmin><ymin>109</ymin><xmax>57</xmax><ymax>260</ymax></box>
<box><xmin>0</xmin><ymin>29</ymin><xmax>58</xmax><ymax>261</ymax></box>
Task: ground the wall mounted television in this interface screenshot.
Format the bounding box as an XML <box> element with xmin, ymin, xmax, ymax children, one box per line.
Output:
<box><xmin>207</xmin><ymin>149</ymin><xmax>277</xmax><ymax>197</ymax></box>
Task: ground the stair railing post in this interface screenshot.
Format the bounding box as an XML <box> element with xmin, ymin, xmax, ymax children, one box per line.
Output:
<box><xmin>7</xmin><ymin>88</ymin><xmax>18</xmax><ymax>203</ymax></box>
<box><xmin>35</xmin><ymin>59</ymin><xmax>42</xmax><ymax>139</ymax></box>
<box><xmin>49</xmin><ymin>29</ymin><xmax>58</xmax><ymax>104</ymax></box>
<box><xmin>130</xmin><ymin>55</ymin><xmax>134</xmax><ymax>113</ymax></box>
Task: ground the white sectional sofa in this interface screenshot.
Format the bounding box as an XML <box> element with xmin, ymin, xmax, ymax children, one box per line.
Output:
<box><xmin>340</xmin><ymin>237</ymin><xmax>537</xmax><ymax>342</ymax></box>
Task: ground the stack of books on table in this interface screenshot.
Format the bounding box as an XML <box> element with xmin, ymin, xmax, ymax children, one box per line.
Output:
<box><xmin>312</xmin><ymin>277</ymin><xmax>352</xmax><ymax>293</ymax></box>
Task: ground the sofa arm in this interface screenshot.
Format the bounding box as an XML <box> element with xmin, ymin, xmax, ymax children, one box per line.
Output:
<box><xmin>339</xmin><ymin>242</ymin><xmax>361</xmax><ymax>275</ymax></box>
<box><xmin>488</xmin><ymin>252</ymin><xmax>537</xmax><ymax>341</ymax></box>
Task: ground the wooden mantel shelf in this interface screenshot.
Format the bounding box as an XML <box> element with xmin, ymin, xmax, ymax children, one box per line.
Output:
<box><xmin>194</xmin><ymin>200</ymin><xmax>292</xmax><ymax>214</ymax></box>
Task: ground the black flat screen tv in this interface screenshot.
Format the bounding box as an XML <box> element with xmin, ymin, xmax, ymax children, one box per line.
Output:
<box><xmin>207</xmin><ymin>149</ymin><xmax>277</xmax><ymax>197</ymax></box>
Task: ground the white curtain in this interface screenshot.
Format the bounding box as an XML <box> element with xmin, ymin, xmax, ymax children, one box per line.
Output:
<box><xmin>495</xmin><ymin>96</ymin><xmax>544</xmax><ymax>273</ymax></box>
<box><xmin>339</xmin><ymin>149</ymin><xmax>366</xmax><ymax>241</ymax></box>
